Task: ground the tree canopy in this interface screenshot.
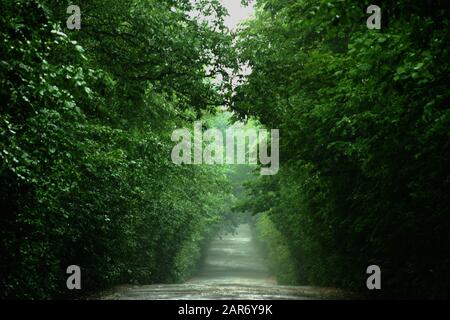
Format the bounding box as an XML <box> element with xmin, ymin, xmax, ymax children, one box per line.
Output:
<box><xmin>233</xmin><ymin>0</ymin><xmax>449</xmax><ymax>298</ymax></box>
<box><xmin>0</xmin><ymin>0</ymin><xmax>237</xmax><ymax>298</ymax></box>
<box><xmin>1</xmin><ymin>0</ymin><xmax>449</xmax><ymax>299</ymax></box>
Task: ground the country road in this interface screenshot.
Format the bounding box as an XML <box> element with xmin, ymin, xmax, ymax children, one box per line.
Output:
<box><xmin>101</xmin><ymin>224</ymin><xmax>344</xmax><ymax>300</ymax></box>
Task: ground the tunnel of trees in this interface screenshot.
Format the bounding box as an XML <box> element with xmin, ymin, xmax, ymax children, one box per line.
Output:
<box><xmin>0</xmin><ymin>0</ymin><xmax>449</xmax><ymax>299</ymax></box>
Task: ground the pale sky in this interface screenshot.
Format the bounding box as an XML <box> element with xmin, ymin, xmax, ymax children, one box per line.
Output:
<box><xmin>220</xmin><ymin>0</ymin><xmax>255</xmax><ymax>30</ymax></box>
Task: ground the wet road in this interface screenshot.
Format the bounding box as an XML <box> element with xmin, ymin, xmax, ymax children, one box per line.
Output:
<box><xmin>101</xmin><ymin>224</ymin><xmax>344</xmax><ymax>300</ymax></box>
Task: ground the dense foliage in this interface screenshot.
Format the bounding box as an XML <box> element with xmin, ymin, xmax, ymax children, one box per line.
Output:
<box><xmin>252</xmin><ymin>214</ymin><xmax>299</xmax><ymax>285</ymax></box>
<box><xmin>234</xmin><ymin>0</ymin><xmax>450</xmax><ymax>298</ymax></box>
<box><xmin>2</xmin><ymin>0</ymin><xmax>449</xmax><ymax>300</ymax></box>
<box><xmin>0</xmin><ymin>0</ymin><xmax>236</xmax><ymax>299</ymax></box>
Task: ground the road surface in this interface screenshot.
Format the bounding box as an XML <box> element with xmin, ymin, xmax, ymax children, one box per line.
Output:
<box><xmin>101</xmin><ymin>224</ymin><xmax>344</xmax><ymax>300</ymax></box>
